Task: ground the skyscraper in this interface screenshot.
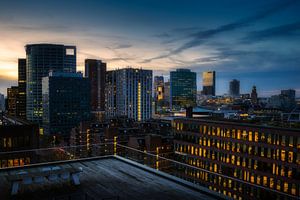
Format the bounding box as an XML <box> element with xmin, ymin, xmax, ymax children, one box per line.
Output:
<box><xmin>85</xmin><ymin>59</ymin><xmax>107</xmax><ymax>111</ymax></box>
<box><xmin>7</xmin><ymin>86</ymin><xmax>18</xmax><ymax>117</ymax></box>
<box><xmin>26</xmin><ymin>44</ymin><xmax>76</xmax><ymax>123</ymax></box>
<box><xmin>229</xmin><ymin>79</ymin><xmax>240</xmax><ymax>97</ymax></box>
<box><xmin>202</xmin><ymin>71</ymin><xmax>216</xmax><ymax>96</ymax></box>
<box><xmin>17</xmin><ymin>58</ymin><xmax>26</xmax><ymax>119</ymax></box>
<box><xmin>170</xmin><ymin>69</ymin><xmax>196</xmax><ymax>110</ymax></box>
<box><xmin>251</xmin><ymin>86</ymin><xmax>258</xmax><ymax>105</ymax></box>
<box><xmin>42</xmin><ymin>72</ymin><xmax>90</xmax><ymax>138</ymax></box>
<box><xmin>106</xmin><ymin>68</ymin><xmax>152</xmax><ymax>121</ymax></box>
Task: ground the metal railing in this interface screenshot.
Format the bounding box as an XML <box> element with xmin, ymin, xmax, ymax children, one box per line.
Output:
<box><xmin>0</xmin><ymin>143</ymin><xmax>298</xmax><ymax>200</ymax></box>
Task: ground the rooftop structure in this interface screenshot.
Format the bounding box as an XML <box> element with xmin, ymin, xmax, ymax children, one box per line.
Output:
<box><xmin>0</xmin><ymin>155</ymin><xmax>222</xmax><ymax>200</ymax></box>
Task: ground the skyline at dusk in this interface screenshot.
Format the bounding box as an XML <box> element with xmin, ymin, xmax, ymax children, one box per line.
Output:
<box><xmin>0</xmin><ymin>0</ymin><xmax>300</xmax><ymax>96</ymax></box>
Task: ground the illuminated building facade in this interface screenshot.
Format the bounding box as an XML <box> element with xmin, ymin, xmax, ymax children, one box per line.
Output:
<box><xmin>17</xmin><ymin>58</ymin><xmax>26</xmax><ymax>119</ymax></box>
<box><xmin>154</xmin><ymin>76</ymin><xmax>164</xmax><ymax>101</ymax></box>
<box><xmin>42</xmin><ymin>72</ymin><xmax>90</xmax><ymax>138</ymax></box>
<box><xmin>85</xmin><ymin>59</ymin><xmax>107</xmax><ymax>111</ymax></box>
<box><xmin>173</xmin><ymin>118</ymin><xmax>299</xmax><ymax>199</ymax></box>
<box><xmin>202</xmin><ymin>71</ymin><xmax>216</xmax><ymax>96</ymax></box>
<box><xmin>170</xmin><ymin>69</ymin><xmax>196</xmax><ymax>110</ymax></box>
<box><xmin>26</xmin><ymin>44</ymin><xmax>76</xmax><ymax>123</ymax></box>
<box><xmin>106</xmin><ymin>68</ymin><xmax>152</xmax><ymax>121</ymax></box>
<box><xmin>0</xmin><ymin>123</ymin><xmax>39</xmax><ymax>168</ymax></box>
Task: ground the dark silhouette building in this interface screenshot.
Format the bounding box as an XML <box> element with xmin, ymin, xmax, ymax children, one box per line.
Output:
<box><xmin>42</xmin><ymin>72</ymin><xmax>90</xmax><ymax>139</ymax></box>
<box><xmin>229</xmin><ymin>79</ymin><xmax>240</xmax><ymax>97</ymax></box>
<box><xmin>85</xmin><ymin>59</ymin><xmax>107</xmax><ymax>111</ymax></box>
<box><xmin>17</xmin><ymin>58</ymin><xmax>26</xmax><ymax>119</ymax></box>
<box><xmin>251</xmin><ymin>86</ymin><xmax>258</xmax><ymax>105</ymax></box>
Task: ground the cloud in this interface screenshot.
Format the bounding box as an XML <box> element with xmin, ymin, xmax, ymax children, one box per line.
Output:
<box><xmin>0</xmin><ymin>76</ymin><xmax>17</xmax><ymax>96</ymax></box>
<box><xmin>113</xmin><ymin>44</ymin><xmax>132</xmax><ymax>49</ymax></box>
<box><xmin>241</xmin><ymin>21</ymin><xmax>300</xmax><ymax>43</ymax></box>
<box><xmin>143</xmin><ymin>0</ymin><xmax>297</xmax><ymax>63</ymax></box>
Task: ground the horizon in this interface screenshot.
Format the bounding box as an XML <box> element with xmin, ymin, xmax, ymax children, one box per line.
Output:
<box><xmin>0</xmin><ymin>0</ymin><xmax>300</xmax><ymax>96</ymax></box>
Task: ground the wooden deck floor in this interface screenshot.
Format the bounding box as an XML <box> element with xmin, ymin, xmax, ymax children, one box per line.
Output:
<box><xmin>0</xmin><ymin>158</ymin><xmax>217</xmax><ymax>200</ymax></box>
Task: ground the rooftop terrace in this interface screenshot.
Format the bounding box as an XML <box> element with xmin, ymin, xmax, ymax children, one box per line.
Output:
<box><xmin>0</xmin><ymin>156</ymin><xmax>220</xmax><ymax>200</ymax></box>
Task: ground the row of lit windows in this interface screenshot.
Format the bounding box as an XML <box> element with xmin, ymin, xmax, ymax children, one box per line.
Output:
<box><xmin>174</xmin><ymin>122</ymin><xmax>300</xmax><ymax>148</ymax></box>
<box><xmin>175</xmin><ymin>144</ymin><xmax>299</xmax><ymax>179</ymax></box>
<box><xmin>0</xmin><ymin>157</ymin><xmax>31</xmax><ymax>168</ymax></box>
<box><xmin>174</xmin><ymin>136</ymin><xmax>300</xmax><ymax>165</ymax></box>
<box><xmin>175</xmin><ymin>156</ymin><xmax>299</xmax><ymax>197</ymax></box>
<box><xmin>0</xmin><ymin>136</ymin><xmax>31</xmax><ymax>149</ymax></box>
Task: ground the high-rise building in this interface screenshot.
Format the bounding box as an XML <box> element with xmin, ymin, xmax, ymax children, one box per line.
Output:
<box><xmin>229</xmin><ymin>79</ymin><xmax>240</xmax><ymax>97</ymax></box>
<box><xmin>17</xmin><ymin>58</ymin><xmax>26</xmax><ymax>119</ymax></box>
<box><xmin>154</xmin><ymin>76</ymin><xmax>164</xmax><ymax>101</ymax></box>
<box><xmin>202</xmin><ymin>71</ymin><xmax>216</xmax><ymax>96</ymax></box>
<box><xmin>85</xmin><ymin>59</ymin><xmax>107</xmax><ymax>111</ymax></box>
<box><xmin>7</xmin><ymin>86</ymin><xmax>18</xmax><ymax>117</ymax></box>
<box><xmin>173</xmin><ymin>118</ymin><xmax>299</xmax><ymax>199</ymax></box>
<box><xmin>42</xmin><ymin>72</ymin><xmax>90</xmax><ymax>138</ymax></box>
<box><xmin>251</xmin><ymin>86</ymin><xmax>258</xmax><ymax>105</ymax></box>
<box><xmin>164</xmin><ymin>81</ymin><xmax>170</xmax><ymax>105</ymax></box>
<box><xmin>106</xmin><ymin>68</ymin><xmax>152</xmax><ymax>121</ymax></box>
<box><xmin>26</xmin><ymin>44</ymin><xmax>76</xmax><ymax>123</ymax></box>
<box><xmin>0</xmin><ymin>93</ymin><xmax>5</xmax><ymax>112</ymax></box>
<box><xmin>170</xmin><ymin>69</ymin><xmax>196</xmax><ymax>110</ymax></box>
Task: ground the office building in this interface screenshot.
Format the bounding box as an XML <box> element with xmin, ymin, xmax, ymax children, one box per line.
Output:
<box><xmin>0</xmin><ymin>93</ymin><xmax>5</xmax><ymax>112</ymax></box>
<box><xmin>42</xmin><ymin>72</ymin><xmax>90</xmax><ymax>138</ymax></box>
<box><xmin>26</xmin><ymin>44</ymin><xmax>76</xmax><ymax>123</ymax></box>
<box><xmin>229</xmin><ymin>79</ymin><xmax>240</xmax><ymax>97</ymax></box>
<box><xmin>202</xmin><ymin>71</ymin><xmax>216</xmax><ymax>96</ymax></box>
<box><xmin>7</xmin><ymin>86</ymin><xmax>18</xmax><ymax>117</ymax></box>
<box><xmin>106</xmin><ymin>68</ymin><xmax>152</xmax><ymax>121</ymax></box>
<box><xmin>170</xmin><ymin>69</ymin><xmax>196</xmax><ymax>110</ymax></box>
<box><xmin>173</xmin><ymin>118</ymin><xmax>299</xmax><ymax>199</ymax></box>
<box><xmin>17</xmin><ymin>58</ymin><xmax>26</xmax><ymax>119</ymax></box>
<box><xmin>85</xmin><ymin>59</ymin><xmax>107</xmax><ymax>111</ymax></box>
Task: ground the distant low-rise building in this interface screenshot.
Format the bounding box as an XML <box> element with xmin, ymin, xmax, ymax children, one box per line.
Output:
<box><xmin>7</xmin><ymin>86</ymin><xmax>18</xmax><ymax>117</ymax></box>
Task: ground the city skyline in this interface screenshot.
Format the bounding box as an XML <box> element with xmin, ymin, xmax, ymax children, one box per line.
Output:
<box><xmin>0</xmin><ymin>0</ymin><xmax>300</xmax><ymax>96</ymax></box>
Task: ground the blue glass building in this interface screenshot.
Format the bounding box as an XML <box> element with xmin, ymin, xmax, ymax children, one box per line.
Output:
<box><xmin>26</xmin><ymin>44</ymin><xmax>76</xmax><ymax>123</ymax></box>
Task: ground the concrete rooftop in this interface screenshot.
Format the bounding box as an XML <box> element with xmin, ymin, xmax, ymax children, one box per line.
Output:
<box><xmin>0</xmin><ymin>157</ymin><xmax>220</xmax><ymax>200</ymax></box>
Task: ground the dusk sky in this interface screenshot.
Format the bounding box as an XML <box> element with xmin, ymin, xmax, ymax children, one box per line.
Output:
<box><xmin>0</xmin><ymin>0</ymin><xmax>300</xmax><ymax>96</ymax></box>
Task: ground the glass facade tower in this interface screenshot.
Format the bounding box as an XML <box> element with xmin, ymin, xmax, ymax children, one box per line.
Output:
<box><xmin>25</xmin><ymin>44</ymin><xmax>76</xmax><ymax>123</ymax></box>
<box><xmin>170</xmin><ymin>69</ymin><xmax>196</xmax><ymax>110</ymax></box>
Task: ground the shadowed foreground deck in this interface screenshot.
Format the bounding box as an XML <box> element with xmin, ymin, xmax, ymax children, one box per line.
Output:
<box><xmin>0</xmin><ymin>157</ymin><xmax>218</xmax><ymax>200</ymax></box>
